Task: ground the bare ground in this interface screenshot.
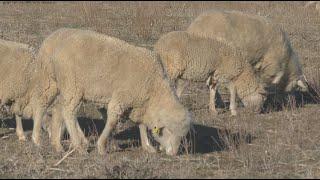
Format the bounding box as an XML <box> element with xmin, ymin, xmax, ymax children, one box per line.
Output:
<box><xmin>0</xmin><ymin>1</ymin><xmax>320</xmax><ymax>178</ymax></box>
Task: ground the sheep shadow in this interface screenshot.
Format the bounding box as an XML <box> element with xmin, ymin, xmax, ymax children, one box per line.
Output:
<box><xmin>208</xmin><ymin>91</ymin><xmax>306</xmax><ymax>115</ymax></box>
<box><xmin>0</xmin><ymin>117</ymin><xmax>254</xmax><ymax>155</ymax></box>
<box><xmin>0</xmin><ymin>118</ymin><xmax>34</xmax><ymax>134</ymax></box>
<box><xmin>261</xmin><ymin>90</ymin><xmax>319</xmax><ymax>113</ymax></box>
<box><xmin>74</xmin><ymin>119</ymin><xmax>255</xmax><ymax>154</ymax></box>
<box><xmin>183</xmin><ymin>124</ymin><xmax>254</xmax><ymax>154</ymax></box>
<box><xmin>213</xmin><ymin>83</ymin><xmax>319</xmax><ymax>114</ymax></box>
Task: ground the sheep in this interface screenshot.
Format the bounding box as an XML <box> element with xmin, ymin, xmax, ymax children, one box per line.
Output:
<box><xmin>154</xmin><ymin>31</ymin><xmax>266</xmax><ymax>116</ymax></box>
<box><xmin>0</xmin><ymin>39</ymin><xmax>58</xmax><ymax>145</ymax></box>
<box><xmin>231</xmin><ymin>65</ymin><xmax>267</xmax><ymax>112</ymax></box>
<box><xmin>37</xmin><ymin>28</ymin><xmax>192</xmax><ymax>156</ymax></box>
<box><xmin>187</xmin><ymin>10</ymin><xmax>308</xmax><ymax>100</ymax></box>
<box><xmin>0</xmin><ymin>40</ymin><xmax>34</xmax><ymax>141</ymax></box>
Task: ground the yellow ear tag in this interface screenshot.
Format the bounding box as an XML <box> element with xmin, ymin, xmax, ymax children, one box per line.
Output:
<box><xmin>152</xmin><ymin>127</ymin><xmax>160</xmax><ymax>135</ymax></box>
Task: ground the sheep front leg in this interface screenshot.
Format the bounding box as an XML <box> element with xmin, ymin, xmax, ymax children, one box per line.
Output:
<box><xmin>51</xmin><ymin>107</ymin><xmax>86</xmax><ymax>152</ymax></box>
<box><xmin>61</xmin><ymin>98</ymin><xmax>86</xmax><ymax>152</ymax></box>
<box><xmin>207</xmin><ymin>76</ymin><xmax>218</xmax><ymax>115</ymax></box>
<box><xmin>209</xmin><ymin>84</ymin><xmax>218</xmax><ymax>115</ymax></box>
<box><xmin>32</xmin><ymin>107</ymin><xmax>46</xmax><ymax>146</ymax></box>
<box><xmin>50</xmin><ymin>104</ymin><xmax>65</xmax><ymax>152</ymax></box>
<box><xmin>97</xmin><ymin>98</ymin><xmax>124</xmax><ymax>155</ymax></box>
<box><xmin>15</xmin><ymin>115</ymin><xmax>26</xmax><ymax>141</ymax></box>
<box><xmin>75</xmin><ymin>119</ymin><xmax>88</xmax><ymax>147</ymax></box>
<box><xmin>229</xmin><ymin>83</ymin><xmax>237</xmax><ymax>116</ymax></box>
<box><xmin>139</xmin><ymin>124</ymin><xmax>157</xmax><ymax>153</ymax></box>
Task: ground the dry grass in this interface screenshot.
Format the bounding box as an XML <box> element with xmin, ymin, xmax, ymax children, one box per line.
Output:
<box><xmin>0</xmin><ymin>1</ymin><xmax>320</xmax><ymax>178</ymax></box>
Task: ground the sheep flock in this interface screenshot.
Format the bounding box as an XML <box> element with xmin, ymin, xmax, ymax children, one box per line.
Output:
<box><xmin>0</xmin><ymin>9</ymin><xmax>309</xmax><ymax>157</ymax></box>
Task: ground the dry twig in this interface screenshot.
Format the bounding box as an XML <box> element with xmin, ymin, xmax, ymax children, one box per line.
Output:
<box><xmin>53</xmin><ymin>148</ymin><xmax>76</xmax><ymax>167</ymax></box>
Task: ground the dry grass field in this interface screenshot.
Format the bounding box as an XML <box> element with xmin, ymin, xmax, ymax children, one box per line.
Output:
<box><xmin>0</xmin><ymin>1</ymin><xmax>320</xmax><ymax>178</ymax></box>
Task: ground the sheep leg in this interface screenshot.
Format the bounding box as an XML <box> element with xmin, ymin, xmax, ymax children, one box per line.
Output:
<box><xmin>97</xmin><ymin>98</ymin><xmax>123</xmax><ymax>155</ymax></box>
<box><xmin>139</xmin><ymin>124</ymin><xmax>157</xmax><ymax>153</ymax></box>
<box><xmin>75</xmin><ymin>119</ymin><xmax>88</xmax><ymax>146</ymax></box>
<box><xmin>61</xmin><ymin>98</ymin><xmax>85</xmax><ymax>151</ymax></box>
<box><xmin>229</xmin><ymin>83</ymin><xmax>237</xmax><ymax>116</ymax></box>
<box><xmin>15</xmin><ymin>115</ymin><xmax>26</xmax><ymax>141</ymax></box>
<box><xmin>50</xmin><ymin>114</ymin><xmax>82</xmax><ymax>153</ymax></box>
<box><xmin>209</xmin><ymin>84</ymin><xmax>218</xmax><ymax>115</ymax></box>
<box><xmin>207</xmin><ymin>77</ymin><xmax>218</xmax><ymax>115</ymax></box>
<box><xmin>50</xmin><ymin>104</ymin><xmax>65</xmax><ymax>152</ymax></box>
<box><xmin>32</xmin><ymin>107</ymin><xmax>46</xmax><ymax>146</ymax></box>
<box><xmin>42</xmin><ymin>114</ymin><xmax>51</xmax><ymax>138</ymax></box>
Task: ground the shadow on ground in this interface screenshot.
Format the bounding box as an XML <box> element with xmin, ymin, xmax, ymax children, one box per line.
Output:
<box><xmin>207</xmin><ymin>88</ymin><xmax>317</xmax><ymax>115</ymax></box>
<box><xmin>0</xmin><ymin>117</ymin><xmax>254</xmax><ymax>155</ymax></box>
<box><xmin>64</xmin><ymin>119</ymin><xmax>255</xmax><ymax>154</ymax></box>
<box><xmin>185</xmin><ymin>124</ymin><xmax>254</xmax><ymax>154</ymax></box>
<box><xmin>261</xmin><ymin>90</ymin><xmax>319</xmax><ymax>113</ymax></box>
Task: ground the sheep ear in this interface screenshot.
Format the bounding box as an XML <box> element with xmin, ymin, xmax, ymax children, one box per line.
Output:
<box><xmin>272</xmin><ymin>71</ymin><xmax>284</xmax><ymax>84</ymax></box>
<box><xmin>206</xmin><ymin>76</ymin><xmax>212</xmax><ymax>87</ymax></box>
<box><xmin>297</xmin><ymin>79</ymin><xmax>308</xmax><ymax>92</ymax></box>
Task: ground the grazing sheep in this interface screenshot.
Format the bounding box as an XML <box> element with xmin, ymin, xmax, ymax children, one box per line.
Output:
<box><xmin>0</xmin><ymin>39</ymin><xmax>57</xmax><ymax>144</ymax></box>
<box><xmin>37</xmin><ymin>28</ymin><xmax>191</xmax><ymax>156</ymax></box>
<box><xmin>187</xmin><ymin>10</ymin><xmax>308</xmax><ymax>97</ymax></box>
<box><xmin>233</xmin><ymin>66</ymin><xmax>267</xmax><ymax>112</ymax></box>
<box><xmin>154</xmin><ymin>31</ymin><xmax>265</xmax><ymax>116</ymax></box>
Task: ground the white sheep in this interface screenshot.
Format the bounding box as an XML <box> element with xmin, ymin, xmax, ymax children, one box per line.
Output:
<box><xmin>0</xmin><ymin>39</ymin><xmax>58</xmax><ymax>145</ymax></box>
<box><xmin>187</xmin><ymin>10</ymin><xmax>308</xmax><ymax>101</ymax></box>
<box><xmin>154</xmin><ymin>31</ymin><xmax>266</xmax><ymax>116</ymax></box>
<box><xmin>37</xmin><ymin>28</ymin><xmax>192</xmax><ymax>156</ymax></box>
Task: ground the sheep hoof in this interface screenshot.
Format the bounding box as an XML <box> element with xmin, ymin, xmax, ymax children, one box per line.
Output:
<box><xmin>32</xmin><ymin>136</ymin><xmax>41</xmax><ymax>146</ymax></box>
<box><xmin>209</xmin><ymin>105</ymin><xmax>218</xmax><ymax>115</ymax></box>
<box><xmin>159</xmin><ymin>145</ymin><xmax>165</xmax><ymax>152</ymax></box>
<box><xmin>81</xmin><ymin>138</ymin><xmax>89</xmax><ymax>148</ymax></box>
<box><xmin>33</xmin><ymin>141</ymin><xmax>41</xmax><ymax>146</ymax></box>
<box><xmin>97</xmin><ymin>144</ymin><xmax>106</xmax><ymax>155</ymax></box>
<box><xmin>142</xmin><ymin>144</ymin><xmax>157</xmax><ymax>153</ymax></box>
<box><xmin>70</xmin><ymin>143</ymin><xmax>88</xmax><ymax>155</ymax></box>
<box><xmin>209</xmin><ymin>109</ymin><xmax>219</xmax><ymax>116</ymax></box>
<box><xmin>54</xmin><ymin>144</ymin><xmax>64</xmax><ymax>153</ymax></box>
<box><xmin>230</xmin><ymin>110</ymin><xmax>237</xmax><ymax>116</ymax></box>
<box><xmin>18</xmin><ymin>135</ymin><xmax>26</xmax><ymax>142</ymax></box>
<box><xmin>77</xmin><ymin>148</ymin><xmax>88</xmax><ymax>155</ymax></box>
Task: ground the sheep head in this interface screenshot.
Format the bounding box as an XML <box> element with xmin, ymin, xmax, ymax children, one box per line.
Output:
<box><xmin>285</xmin><ymin>55</ymin><xmax>309</xmax><ymax>92</ymax></box>
<box><xmin>142</xmin><ymin>94</ymin><xmax>192</xmax><ymax>156</ymax></box>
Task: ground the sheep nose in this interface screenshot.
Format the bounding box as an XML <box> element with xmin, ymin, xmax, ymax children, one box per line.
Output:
<box><xmin>159</xmin><ymin>145</ymin><xmax>165</xmax><ymax>152</ymax></box>
<box><xmin>166</xmin><ymin>148</ymin><xmax>175</xmax><ymax>156</ymax></box>
<box><xmin>258</xmin><ymin>88</ymin><xmax>268</xmax><ymax>96</ymax></box>
<box><xmin>165</xmin><ymin>146</ymin><xmax>178</xmax><ymax>156</ymax></box>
